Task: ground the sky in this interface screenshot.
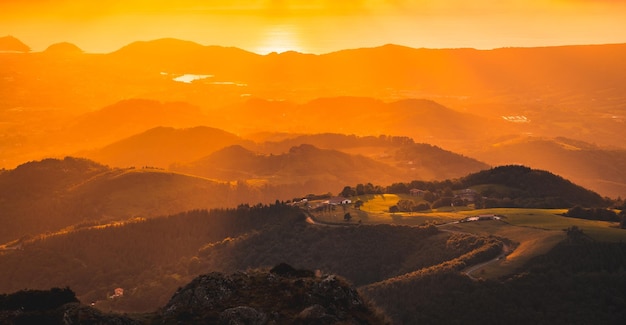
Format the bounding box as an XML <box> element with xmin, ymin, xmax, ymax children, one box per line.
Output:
<box><xmin>1</xmin><ymin>0</ymin><xmax>626</xmax><ymax>54</ymax></box>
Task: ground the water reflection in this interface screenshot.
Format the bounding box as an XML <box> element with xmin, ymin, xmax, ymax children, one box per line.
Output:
<box><xmin>172</xmin><ymin>74</ymin><xmax>213</xmax><ymax>83</ymax></box>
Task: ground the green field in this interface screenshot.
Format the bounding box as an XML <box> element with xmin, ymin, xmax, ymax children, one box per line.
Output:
<box><xmin>458</xmin><ymin>208</ymin><xmax>626</xmax><ymax>242</ymax></box>
<box><xmin>311</xmin><ymin>199</ymin><xmax>626</xmax><ymax>279</ymax></box>
<box><xmin>323</xmin><ymin>194</ymin><xmax>471</xmax><ymax>224</ymax></box>
<box><xmin>310</xmin><ymin>196</ymin><xmax>626</xmax><ymax>241</ymax></box>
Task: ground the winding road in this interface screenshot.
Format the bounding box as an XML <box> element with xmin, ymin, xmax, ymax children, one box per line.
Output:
<box><xmin>306</xmin><ymin>213</ymin><xmax>515</xmax><ymax>280</ymax></box>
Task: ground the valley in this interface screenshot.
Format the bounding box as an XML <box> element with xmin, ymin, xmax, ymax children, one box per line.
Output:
<box><xmin>1</xmin><ymin>36</ymin><xmax>626</xmax><ymax>324</ymax></box>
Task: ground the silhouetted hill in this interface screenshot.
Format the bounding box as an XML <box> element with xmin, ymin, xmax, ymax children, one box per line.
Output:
<box><xmin>108</xmin><ymin>38</ymin><xmax>260</xmax><ymax>75</ymax></box>
<box><xmin>252</xmin><ymin>132</ymin><xmax>489</xmax><ymax>180</ymax></box>
<box><xmin>0</xmin><ymin>35</ymin><xmax>30</xmax><ymax>52</ymax></box>
<box><xmin>461</xmin><ymin>165</ymin><xmax>606</xmax><ymax>208</ymax></box>
<box><xmin>82</xmin><ymin>126</ymin><xmax>251</xmax><ymax>168</ymax></box>
<box><xmin>66</xmin><ymin>99</ymin><xmax>210</xmax><ymax>148</ymax></box>
<box><xmin>393</xmin><ymin>142</ymin><xmax>489</xmax><ymax>180</ymax></box>
<box><xmin>476</xmin><ymin>137</ymin><xmax>626</xmax><ymax>198</ymax></box>
<box><xmin>112</xmin><ymin>38</ymin><xmax>207</xmax><ymax>57</ymax></box>
<box><xmin>0</xmin><ymin>157</ymin><xmax>242</xmax><ymax>243</ymax></box>
<box><xmin>43</xmin><ymin>42</ymin><xmax>83</xmax><ymax>55</ymax></box>
<box><xmin>382</xmin><ymin>165</ymin><xmax>607</xmax><ymax>208</ymax></box>
<box><xmin>0</xmin><ymin>157</ymin><xmax>108</xmax><ymax>201</ymax></box>
<box><xmin>3</xmin><ymin>41</ymin><xmax>626</xmax><ymax>179</ymax></box>
<box><xmin>216</xmin><ymin>96</ymin><xmax>501</xmax><ymax>151</ymax></box>
<box><xmin>172</xmin><ymin>144</ymin><xmax>406</xmax><ymax>193</ymax></box>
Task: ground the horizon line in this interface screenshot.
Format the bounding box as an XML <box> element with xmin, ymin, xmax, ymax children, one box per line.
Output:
<box><xmin>3</xmin><ymin>35</ymin><xmax>626</xmax><ymax>56</ymax></box>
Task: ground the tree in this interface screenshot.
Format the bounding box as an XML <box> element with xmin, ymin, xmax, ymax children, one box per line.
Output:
<box><xmin>397</xmin><ymin>199</ymin><xmax>415</xmax><ymax>212</ymax></box>
<box><xmin>423</xmin><ymin>190</ymin><xmax>437</xmax><ymax>203</ymax></box>
<box><xmin>564</xmin><ymin>226</ymin><xmax>587</xmax><ymax>244</ymax></box>
<box><xmin>354</xmin><ymin>200</ymin><xmax>364</xmax><ymax>210</ymax></box>
<box><xmin>413</xmin><ymin>202</ymin><xmax>431</xmax><ymax>211</ymax></box>
<box><xmin>344</xmin><ymin>213</ymin><xmax>352</xmax><ymax>222</ymax></box>
<box><xmin>356</xmin><ymin>184</ymin><xmax>366</xmax><ymax>196</ymax></box>
<box><xmin>339</xmin><ymin>186</ymin><xmax>356</xmax><ymax>197</ymax></box>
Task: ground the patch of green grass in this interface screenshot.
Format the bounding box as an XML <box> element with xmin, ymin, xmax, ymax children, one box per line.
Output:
<box><xmin>358</xmin><ymin>194</ymin><xmax>402</xmax><ymax>211</ymax></box>
<box><xmin>440</xmin><ymin>219</ymin><xmax>565</xmax><ymax>279</ymax></box>
<box><xmin>379</xmin><ymin>207</ymin><xmax>626</xmax><ymax>279</ymax></box>
<box><xmin>468</xmin><ymin>208</ymin><xmax>626</xmax><ymax>242</ymax></box>
<box><xmin>353</xmin><ymin>194</ymin><xmax>471</xmax><ymax>224</ymax></box>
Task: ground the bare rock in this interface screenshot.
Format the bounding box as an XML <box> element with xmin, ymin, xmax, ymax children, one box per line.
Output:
<box><xmin>219</xmin><ymin>306</ymin><xmax>267</xmax><ymax>325</ymax></box>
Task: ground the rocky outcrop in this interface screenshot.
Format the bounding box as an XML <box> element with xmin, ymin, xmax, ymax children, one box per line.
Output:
<box><xmin>161</xmin><ymin>264</ymin><xmax>388</xmax><ymax>324</ymax></box>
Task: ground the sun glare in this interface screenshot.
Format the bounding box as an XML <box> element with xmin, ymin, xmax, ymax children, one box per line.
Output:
<box><xmin>254</xmin><ymin>24</ymin><xmax>304</xmax><ymax>54</ymax></box>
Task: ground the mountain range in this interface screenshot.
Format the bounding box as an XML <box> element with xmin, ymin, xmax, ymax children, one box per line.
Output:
<box><xmin>2</xmin><ymin>35</ymin><xmax>626</xmax><ymax>324</ymax></box>
<box><xmin>2</xmin><ymin>38</ymin><xmax>625</xmax><ymax>200</ymax></box>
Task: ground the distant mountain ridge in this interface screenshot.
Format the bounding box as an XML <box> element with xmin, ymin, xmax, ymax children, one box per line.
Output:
<box><xmin>476</xmin><ymin>137</ymin><xmax>626</xmax><ymax>198</ymax></box>
<box><xmin>214</xmin><ymin>96</ymin><xmax>501</xmax><ymax>148</ymax></box>
<box><xmin>44</xmin><ymin>42</ymin><xmax>82</xmax><ymax>54</ymax></box>
<box><xmin>171</xmin><ymin>144</ymin><xmax>405</xmax><ymax>193</ymax></box>
<box><xmin>82</xmin><ymin>126</ymin><xmax>251</xmax><ymax>168</ymax></box>
<box><xmin>2</xmin><ymin>37</ymin><xmax>626</xmax><ymax>197</ymax></box>
<box><xmin>0</xmin><ymin>35</ymin><xmax>30</xmax><ymax>52</ymax></box>
<box><xmin>66</xmin><ymin>99</ymin><xmax>210</xmax><ymax>149</ymax></box>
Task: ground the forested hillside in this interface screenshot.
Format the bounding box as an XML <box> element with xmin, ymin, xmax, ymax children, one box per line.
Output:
<box><xmin>341</xmin><ymin>165</ymin><xmax>607</xmax><ymax>209</ymax></box>
<box><xmin>0</xmin><ymin>157</ymin><xmax>250</xmax><ymax>243</ymax></box>
<box><xmin>0</xmin><ymin>204</ymin><xmax>503</xmax><ymax>313</ymax></box>
<box><xmin>362</xmin><ymin>240</ymin><xmax>626</xmax><ymax>324</ymax></box>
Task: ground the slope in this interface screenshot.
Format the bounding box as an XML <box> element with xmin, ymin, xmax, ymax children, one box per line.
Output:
<box><xmin>0</xmin><ymin>203</ymin><xmax>501</xmax><ymax>314</ymax></box>
<box><xmin>0</xmin><ymin>157</ymin><xmax>238</xmax><ymax>244</ymax></box>
<box><xmin>82</xmin><ymin>126</ymin><xmax>251</xmax><ymax>168</ymax></box>
<box><xmin>252</xmin><ymin>132</ymin><xmax>489</xmax><ymax>180</ymax></box>
<box><xmin>65</xmin><ymin>99</ymin><xmax>211</xmax><ymax>149</ymax></box>
<box><xmin>171</xmin><ymin>143</ymin><xmax>407</xmax><ymax>194</ymax></box>
<box><xmin>476</xmin><ymin>136</ymin><xmax>626</xmax><ymax>198</ymax></box>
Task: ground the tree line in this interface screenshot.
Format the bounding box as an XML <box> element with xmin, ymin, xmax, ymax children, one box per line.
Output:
<box><xmin>339</xmin><ymin>165</ymin><xmax>610</xmax><ymax>209</ymax></box>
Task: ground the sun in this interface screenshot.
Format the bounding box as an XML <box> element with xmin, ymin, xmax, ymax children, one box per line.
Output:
<box><xmin>254</xmin><ymin>24</ymin><xmax>305</xmax><ymax>54</ymax></box>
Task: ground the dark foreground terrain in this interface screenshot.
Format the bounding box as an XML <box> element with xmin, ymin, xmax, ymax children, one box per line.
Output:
<box><xmin>0</xmin><ymin>264</ymin><xmax>388</xmax><ymax>324</ymax></box>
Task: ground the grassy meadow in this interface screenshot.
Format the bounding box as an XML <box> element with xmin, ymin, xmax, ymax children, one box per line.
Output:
<box><xmin>309</xmin><ymin>196</ymin><xmax>626</xmax><ymax>279</ymax></box>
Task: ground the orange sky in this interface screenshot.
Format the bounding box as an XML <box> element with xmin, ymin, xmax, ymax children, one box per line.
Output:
<box><xmin>1</xmin><ymin>0</ymin><xmax>625</xmax><ymax>54</ymax></box>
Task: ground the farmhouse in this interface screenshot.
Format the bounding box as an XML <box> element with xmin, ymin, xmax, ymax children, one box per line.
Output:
<box><xmin>460</xmin><ymin>214</ymin><xmax>502</xmax><ymax>223</ymax></box>
<box><xmin>409</xmin><ymin>188</ymin><xmax>425</xmax><ymax>197</ymax></box>
<box><xmin>324</xmin><ymin>196</ymin><xmax>352</xmax><ymax>205</ymax></box>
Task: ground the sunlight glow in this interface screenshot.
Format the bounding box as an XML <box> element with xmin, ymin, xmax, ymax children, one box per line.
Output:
<box><xmin>254</xmin><ymin>24</ymin><xmax>305</xmax><ymax>54</ymax></box>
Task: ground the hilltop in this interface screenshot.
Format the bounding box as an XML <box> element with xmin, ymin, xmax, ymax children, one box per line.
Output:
<box><xmin>159</xmin><ymin>264</ymin><xmax>388</xmax><ymax>324</ymax></box>
<box><xmin>43</xmin><ymin>42</ymin><xmax>83</xmax><ymax>55</ymax></box>
<box><xmin>82</xmin><ymin>126</ymin><xmax>251</xmax><ymax>168</ymax></box>
<box><xmin>460</xmin><ymin>165</ymin><xmax>606</xmax><ymax>208</ymax></box>
<box><xmin>0</xmin><ymin>157</ymin><xmax>240</xmax><ymax>243</ymax></box>
<box><xmin>476</xmin><ymin>136</ymin><xmax>626</xmax><ymax>198</ymax></box>
<box><xmin>172</xmin><ymin>143</ymin><xmax>405</xmax><ymax>193</ymax></box>
<box><xmin>66</xmin><ymin>99</ymin><xmax>211</xmax><ymax>148</ymax></box>
<box><xmin>0</xmin><ymin>35</ymin><xmax>30</xmax><ymax>52</ymax></box>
